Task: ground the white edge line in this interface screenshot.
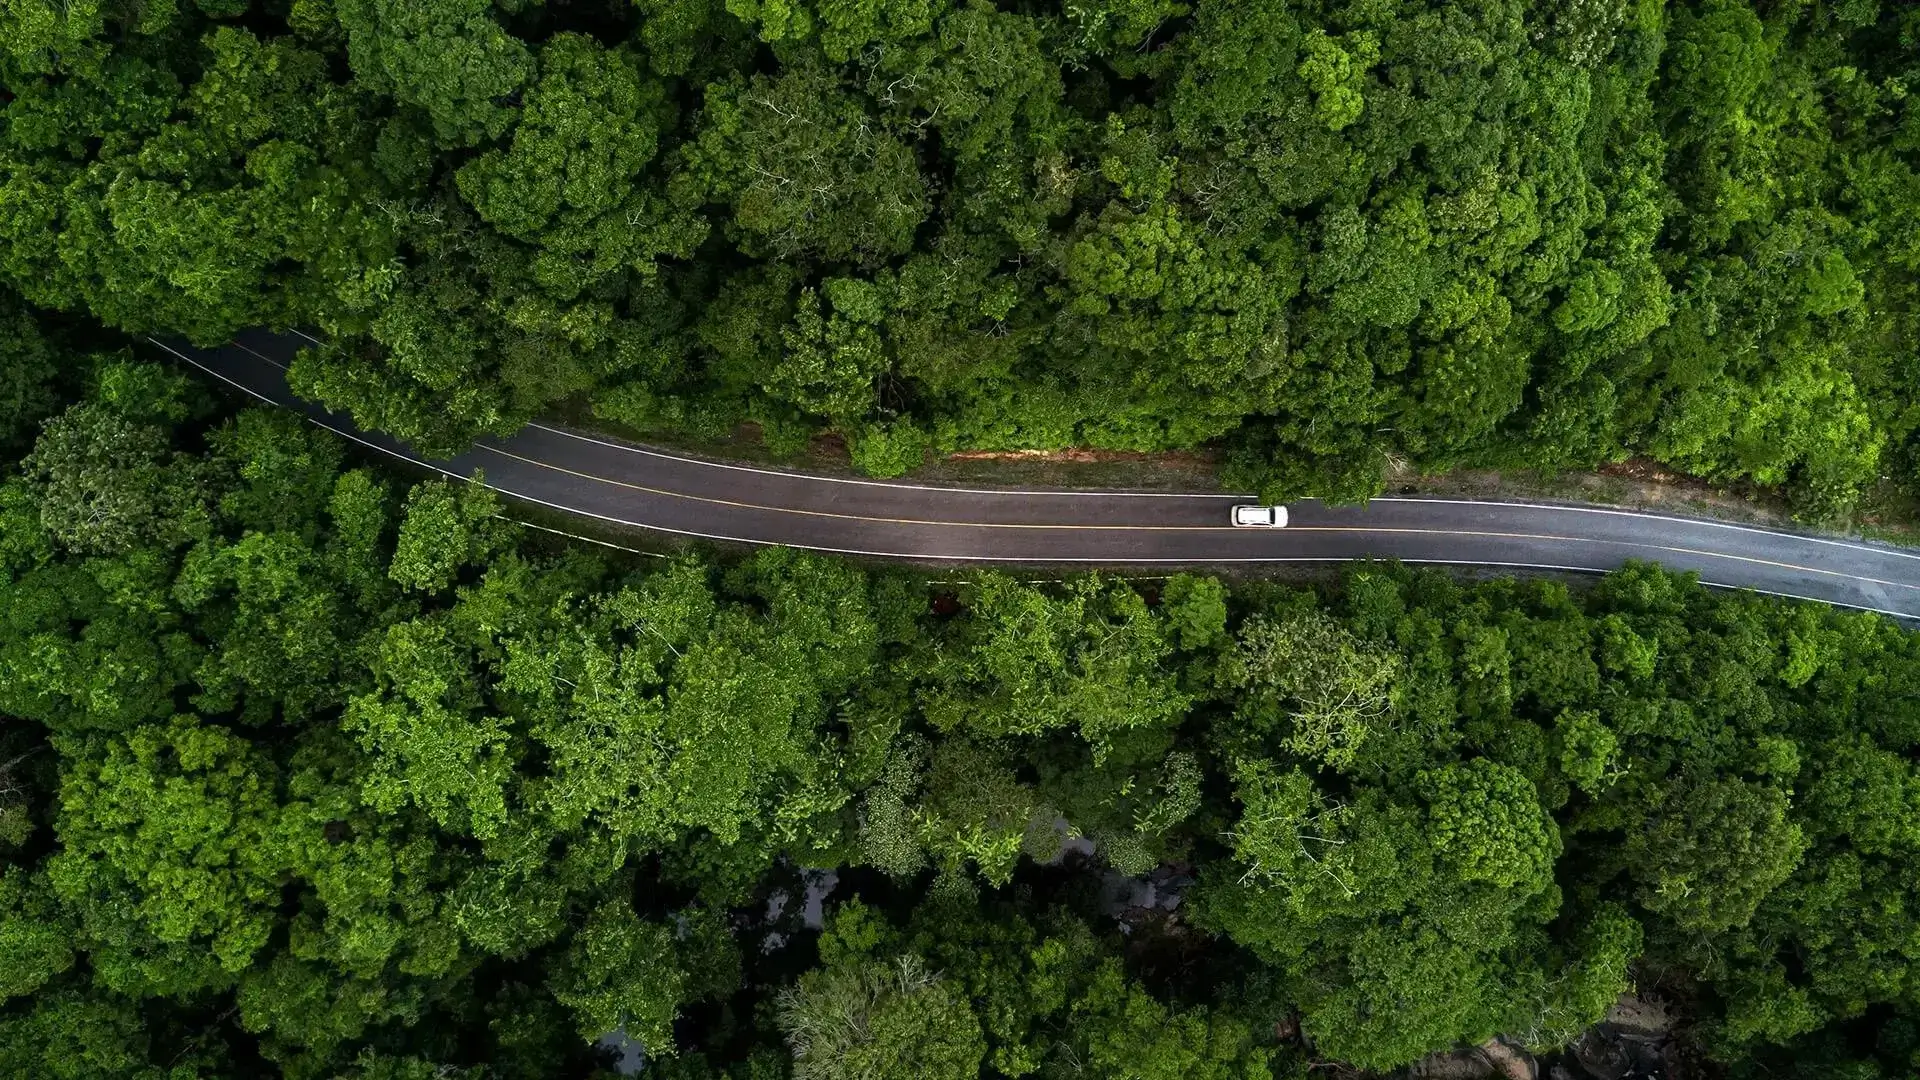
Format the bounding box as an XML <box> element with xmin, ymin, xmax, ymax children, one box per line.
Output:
<box><xmin>154</xmin><ymin>338</ymin><xmax>1920</xmax><ymax>618</ymax></box>
<box><xmin>218</xmin><ymin>334</ymin><xmax>1250</xmax><ymax>499</ymax></box>
<box><xmin>499</xmin><ymin>515</ymin><xmax>663</xmax><ymax>557</ymax></box>
<box><xmin>1712</xmin><ymin>582</ymin><xmax>1912</xmax><ymax>620</ymax></box>
<box><xmin>152</xmin><ymin>339</ymin><xmax>281</xmax><ymax>406</ymax></box>
<box><xmin>520</xmin><ymin>421</ymin><xmax>1253</xmax><ymax>499</ymax></box>
<box><xmin>458</xmin><ymin>440</ymin><xmax>1920</xmax><ymax>591</ymax></box>
<box><xmin>1372</xmin><ymin>496</ymin><xmax>1920</xmax><ymax>563</ymax></box>
<box><xmin>198</xmin><ymin>336</ymin><xmax>1920</xmax><ymax>557</ymax></box>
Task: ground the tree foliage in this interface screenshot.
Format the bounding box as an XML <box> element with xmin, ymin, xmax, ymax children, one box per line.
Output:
<box><xmin>13</xmin><ymin>318</ymin><xmax>1920</xmax><ymax>1072</ymax></box>
<box><xmin>5</xmin><ymin>352</ymin><xmax>1920</xmax><ymax>1073</ymax></box>
<box><xmin>7</xmin><ymin>0</ymin><xmax>1920</xmax><ymax>1062</ymax></box>
<box><xmin>3</xmin><ymin>0</ymin><xmax>1911</xmax><ymax>517</ymax></box>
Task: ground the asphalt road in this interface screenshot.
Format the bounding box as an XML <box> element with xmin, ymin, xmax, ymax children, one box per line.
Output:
<box><xmin>150</xmin><ymin>329</ymin><xmax>1920</xmax><ymax>619</ymax></box>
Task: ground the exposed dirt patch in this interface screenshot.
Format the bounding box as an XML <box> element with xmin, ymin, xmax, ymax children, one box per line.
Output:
<box><xmin>556</xmin><ymin>404</ymin><xmax>1913</xmax><ymax>544</ymax></box>
<box><xmin>1385</xmin><ymin>457</ymin><xmax>1796</xmax><ymax>529</ymax></box>
<box><xmin>1597</xmin><ymin>458</ymin><xmax>1691</xmax><ymax>486</ymax></box>
<box><xmin>945</xmin><ymin>446</ymin><xmax>1218</xmax><ymax>466</ymax></box>
<box><xmin>802</xmin><ymin>429</ymin><xmax>850</xmax><ymax>461</ymax></box>
<box><xmin>913</xmin><ymin>444</ymin><xmax>1226</xmax><ymax>492</ymax></box>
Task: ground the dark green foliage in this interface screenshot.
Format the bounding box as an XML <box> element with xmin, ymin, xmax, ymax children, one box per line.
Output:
<box><xmin>777</xmin><ymin>946</ymin><xmax>985</xmax><ymax>1080</ymax></box>
<box><xmin>21</xmin><ymin>402</ymin><xmax>195</xmax><ymax>555</ymax></box>
<box><xmin>334</xmin><ymin>0</ymin><xmax>533</xmax><ymax>147</ymax></box>
<box><xmin>453</xmin><ymin>34</ymin><xmax>704</xmax><ymax>297</ymax></box>
<box><xmin>10</xmin><ymin>337</ymin><xmax>1920</xmax><ymax>1074</ymax></box>
<box><xmin>3</xmin><ymin>0</ymin><xmax>1914</xmax><ymax>515</ymax></box>
<box><xmin>0</xmin><ymin>869</ymin><xmax>72</xmax><ymax>1002</ymax></box>
<box><xmin>0</xmin><ymin>294</ymin><xmax>62</xmax><ymax>452</ymax></box>
<box><xmin>1625</xmin><ymin>776</ymin><xmax>1807</xmax><ymax>933</ymax></box>
<box><xmin>5</xmin><ymin>0</ymin><xmax>1920</xmax><ymax>1058</ymax></box>
<box><xmin>679</xmin><ymin>64</ymin><xmax>929</xmax><ymax>265</ymax></box>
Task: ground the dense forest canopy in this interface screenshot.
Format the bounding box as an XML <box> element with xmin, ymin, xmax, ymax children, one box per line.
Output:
<box><xmin>7</xmin><ymin>0</ymin><xmax>1920</xmax><ymax>1074</ymax></box>
<box><xmin>7</xmin><ymin>301</ymin><xmax>1920</xmax><ymax>1076</ymax></box>
<box><xmin>1</xmin><ymin>0</ymin><xmax>1917</xmax><ymax>512</ymax></box>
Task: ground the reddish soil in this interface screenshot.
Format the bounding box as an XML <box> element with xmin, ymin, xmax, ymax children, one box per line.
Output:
<box><xmin>944</xmin><ymin>447</ymin><xmax>1221</xmax><ymax>466</ymax></box>
<box><xmin>1597</xmin><ymin>457</ymin><xmax>1695</xmax><ymax>486</ymax></box>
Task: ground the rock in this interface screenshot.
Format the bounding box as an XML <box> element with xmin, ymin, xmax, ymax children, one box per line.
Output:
<box><xmin>1603</xmin><ymin>993</ymin><xmax>1672</xmax><ymax>1036</ymax></box>
<box><xmin>1480</xmin><ymin>1037</ymin><xmax>1538</xmax><ymax>1080</ymax></box>
<box><xmin>1408</xmin><ymin>1047</ymin><xmax>1501</xmax><ymax>1080</ymax></box>
<box><xmin>1570</xmin><ymin>1033</ymin><xmax>1634</xmax><ymax>1080</ymax></box>
<box><xmin>1409</xmin><ymin>1038</ymin><xmax>1537</xmax><ymax>1080</ymax></box>
<box><xmin>1565</xmin><ymin>1025</ymin><xmax>1668</xmax><ymax>1080</ymax></box>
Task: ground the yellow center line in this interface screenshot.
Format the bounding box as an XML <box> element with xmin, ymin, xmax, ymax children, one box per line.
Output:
<box><xmin>1579</xmin><ymin>541</ymin><xmax>1920</xmax><ymax>592</ymax></box>
<box><xmin>202</xmin><ymin>336</ymin><xmax>1920</xmax><ymax>594</ymax></box>
<box><xmin>475</xmin><ymin>445</ymin><xmax>1920</xmax><ymax>593</ymax></box>
<box><xmin>162</xmin><ymin>337</ymin><xmax>1914</xmax><ymax>602</ymax></box>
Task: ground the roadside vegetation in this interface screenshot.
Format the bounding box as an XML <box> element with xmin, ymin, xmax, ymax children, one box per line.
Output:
<box><xmin>2</xmin><ymin>0</ymin><xmax>1917</xmax><ymax>517</ymax></box>
<box><xmin>6</xmin><ymin>306</ymin><xmax>1920</xmax><ymax>1078</ymax></box>
<box><xmin>6</xmin><ymin>0</ymin><xmax>1920</xmax><ymax>1074</ymax></box>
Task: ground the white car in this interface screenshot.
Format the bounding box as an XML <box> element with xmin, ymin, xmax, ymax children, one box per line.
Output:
<box><xmin>1231</xmin><ymin>504</ymin><xmax>1288</xmax><ymax>528</ymax></box>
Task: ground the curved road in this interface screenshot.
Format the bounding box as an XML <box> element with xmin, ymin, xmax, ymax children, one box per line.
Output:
<box><xmin>150</xmin><ymin>329</ymin><xmax>1920</xmax><ymax>619</ymax></box>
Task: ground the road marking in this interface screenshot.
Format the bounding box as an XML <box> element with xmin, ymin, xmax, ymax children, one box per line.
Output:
<box><xmin>503</xmin><ymin>516</ymin><xmax>661</xmax><ymax>556</ymax></box>
<box><xmin>200</xmin><ymin>335</ymin><xmax>1920</xmax><ymax>562</ymax></box>
<box><xmin>519</xmin><ymin>422</ymin><xmax>1248</xmax><ymax>498</ymax></box>
<box><xmin>216</xmin><ymin>335</ymin><xmax>1249</xmax><ymax>499</ymax></box>
<box><xmin>1371</xmin><ymin>497</ymin><xmax>1920</xmax><ymax>563</ymax></box>
<box><xmin>150</xmin><ymin>339</ymin><xmax>282</xmax><ymax>407</ymax></box>
<box><xmin>473</xmin><ymin>443</ymin><xmax>1235</xmax><ymax>528</ymax></box>
<box><xmin>471</xmin><ymin>442</ymin><xmax>1920</xmax><ymax>592</ymax></box>
<box><xmin>148</xmin><ymin>336</ymin><xmax>1920</xmax><ymax>615</ymax></box>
